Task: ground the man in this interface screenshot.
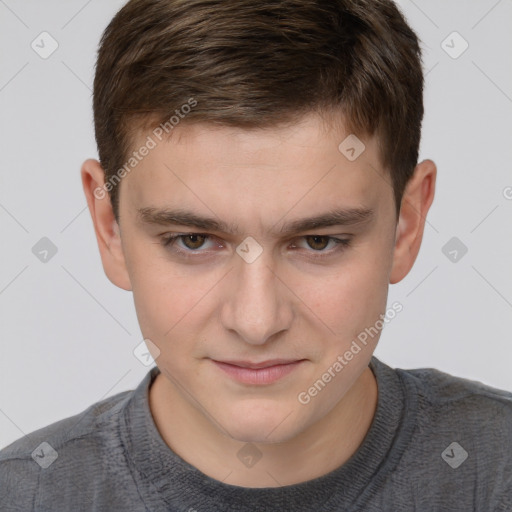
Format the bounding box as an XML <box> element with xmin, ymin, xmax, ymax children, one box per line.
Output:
<box><xmin>1</xmin><ymin>0</ymin><xmax>510</xmax><ymax>510</ymax></box>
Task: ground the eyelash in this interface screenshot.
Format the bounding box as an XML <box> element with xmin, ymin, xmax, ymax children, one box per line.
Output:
<box><xmin>159</xmin><ymin>233</ymin><xmax>352</xmax><ymax>260</ymax></box>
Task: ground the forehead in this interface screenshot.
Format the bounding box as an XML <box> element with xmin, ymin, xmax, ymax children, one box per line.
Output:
<box><xmin>139</xmin><ymin>112</ymin><xmax>372</xmax><ymax>165</ymax></box>
<box><xmin>121</xmin><ymin>112</ymin><xmax>391</xmax><ymax>226</ymax></box>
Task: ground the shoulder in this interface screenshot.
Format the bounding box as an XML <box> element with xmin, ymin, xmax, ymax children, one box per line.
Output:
<box><xmin>0</xmin><ymin>388</ymin><xmax>133</xmax><ymax>507</ymax></box>
<box><xmin>397</xmin><ymin>364</ymin><xmax>512</xmax><ymax>417</ymax></box>
<box><xmin>396</xmin><ymin>364</ymin><xmax>512</xmax><ymax>445</ymax></box>
<box><xmin>0</xmin><ymin>388</ymin><xmax>132</xmax><ymax>460</ymax></box>
<box><xmin>394</xmin><ymin>363</ymin><xmax>512</xmax><ymax>504</ymax></box>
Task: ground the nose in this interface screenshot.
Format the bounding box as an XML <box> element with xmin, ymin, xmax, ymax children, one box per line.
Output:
<box><xmin>220</xmin><ymin>250</ymin><xmax>294</xmax><ymax>346</ymax></box>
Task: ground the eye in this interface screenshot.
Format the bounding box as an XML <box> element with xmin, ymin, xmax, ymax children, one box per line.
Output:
<box><xmin>301</xmin><ymin>235</ymin><xmax>342</xmax><ymax>251</ymax></box>
<box><xmin>291</xmin><ymin>235</ymin><xmax>351</xmax><ymax>257</ymax></box>
<box><xmin>161</xmin><ymin>233</ymin><xmax>215</xmax><ymax>252</ymax></box>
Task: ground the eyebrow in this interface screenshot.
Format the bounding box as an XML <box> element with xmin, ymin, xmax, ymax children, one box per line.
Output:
<box><xmin>137</xmin><ymin>206</ymin><xmax>374</xmax><ymax>237</ymax></box>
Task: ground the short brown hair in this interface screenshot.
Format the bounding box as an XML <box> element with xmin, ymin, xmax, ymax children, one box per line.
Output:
<box><xmin>93</xmin><ymin>0</ymin><xmax>424</xmax><ymax>222</ymax></box>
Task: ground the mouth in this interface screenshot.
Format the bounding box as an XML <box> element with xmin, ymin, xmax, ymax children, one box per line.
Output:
<box><xmin>210</xmin><ymin>358</ymin><xmax>307</xmax><ymax>385</ymax></box>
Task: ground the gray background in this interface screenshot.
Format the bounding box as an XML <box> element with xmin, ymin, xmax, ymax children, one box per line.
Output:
<box><xmin>1</xmin><ymin>0</ymin><xmax>511</xmax><ymax>450</ymax></box>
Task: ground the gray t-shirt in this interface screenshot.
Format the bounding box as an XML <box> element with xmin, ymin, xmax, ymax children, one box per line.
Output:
<box><xmin>1</xmin><ymin>356</ymin><xmax>511</xmax><ymax>511</ymax></box>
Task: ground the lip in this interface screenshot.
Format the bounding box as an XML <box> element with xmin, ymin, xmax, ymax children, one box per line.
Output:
<box><xmin>211</xmin><ymin>359</ymin><xmax>306</xmax><ymax>385</ymax></box>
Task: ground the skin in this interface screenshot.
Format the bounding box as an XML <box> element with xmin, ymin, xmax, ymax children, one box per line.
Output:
<box><xmin>81</xmin><ymin>112</ymin><xmax>436</xmax><ymax>488</ymax></box>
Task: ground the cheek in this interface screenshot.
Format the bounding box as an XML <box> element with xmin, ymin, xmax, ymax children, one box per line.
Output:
<box><xmin>132</xmin><ymin>276</ymin><xmax>197</xmax><ymax>337</ymax></box>
<box><xmin>127</xmin><ymin>246</ymin><xmax>189</xmax><ymax>339</ymax></box>
<box><xmin>298</xmin><ymin>247</ymin><xmax>391</xmax><ymax>343</ymax></box>
<box><xmin>128</xmin><ymin>246</ymin><xmax>221</xmax><ymax>352</ymax></box>
<box><xmin>130</xmin><ymin>276</ymin><xmax>202</xmax><ymax>375</ymax></box>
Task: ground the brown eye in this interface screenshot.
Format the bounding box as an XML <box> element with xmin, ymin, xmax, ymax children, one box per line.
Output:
<box><xmin>304</xmin><ymin>235</ymin><xmax>330</xmax><ymax>251</ymax></box>
<box><xmin>180</xmin><ymin>234</ymin><xmax>207</xmax><ymax>250</ymax></box>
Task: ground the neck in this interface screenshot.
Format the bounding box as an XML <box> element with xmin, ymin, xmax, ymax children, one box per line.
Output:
<box><xmin>149</xmin><ymin>366</ymin><xmax>378</xmax><ymax>488</ymax></box>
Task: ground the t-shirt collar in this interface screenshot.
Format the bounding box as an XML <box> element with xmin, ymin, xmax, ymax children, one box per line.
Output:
<box><xmin>119</xmin><ymin>356</ymin><xmax>416</xmax><ymax>511</ymax></box>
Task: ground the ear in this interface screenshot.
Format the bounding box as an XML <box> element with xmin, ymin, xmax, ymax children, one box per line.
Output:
<box><xmin>81</xmin><ymin>159</ymin><xmax>132</xmax><ymax>291</ymax></box>
<box><xmin>390</xmin><ymin>159</ymin><xmax>437</xmax><ymax>284</ymax></box>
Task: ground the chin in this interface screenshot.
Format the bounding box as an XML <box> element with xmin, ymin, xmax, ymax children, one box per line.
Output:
<box><xmin>228</xmin><ymin>425</ymin><xmax>299</xmax><ymax>445</ymax></box>
<box><xmin>221</xmin><ymin>404</ymin><xmax>305</xmax><ymax>444</ymax></box>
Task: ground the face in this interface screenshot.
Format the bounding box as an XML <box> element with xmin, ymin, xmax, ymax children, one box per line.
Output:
<box><xmin>115</xmin><ymin>113</ymin><xmax>399</xmax><ymax>443</ymax></box>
